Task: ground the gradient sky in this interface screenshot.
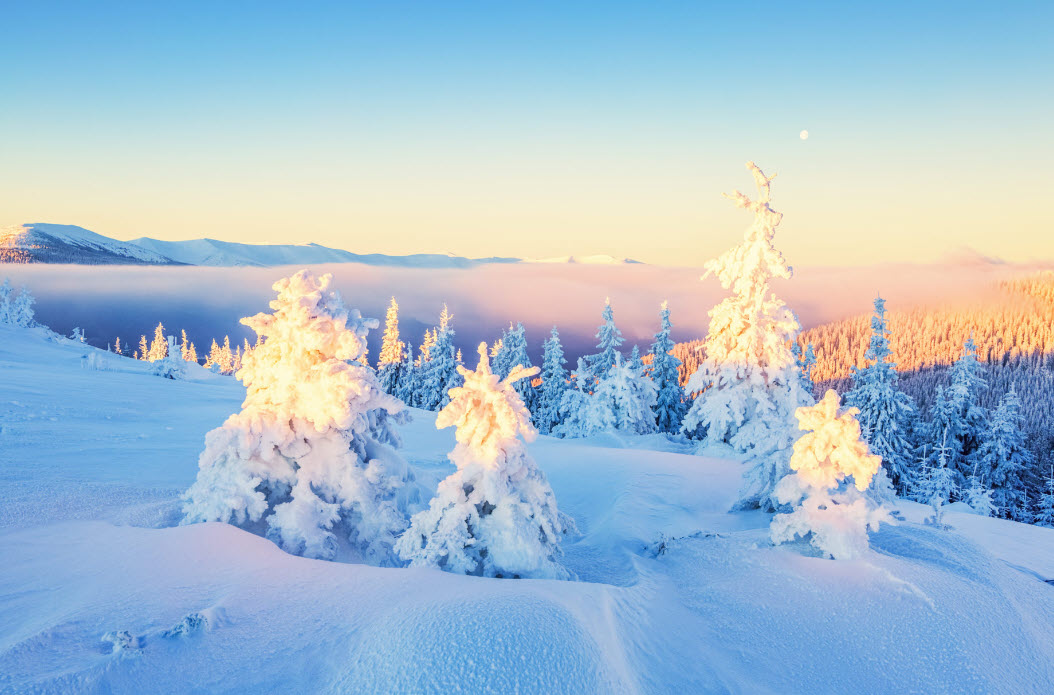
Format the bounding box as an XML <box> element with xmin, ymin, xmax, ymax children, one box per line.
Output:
<box><xmin>3</xmin><ymin>1</ymin><xmax>1052</xmax><ymax>266</ymax></box>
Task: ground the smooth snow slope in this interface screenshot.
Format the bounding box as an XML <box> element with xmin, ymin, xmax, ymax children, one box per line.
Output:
<box><xmin>2</xmin><ymin>324</ymin><xmax>1054</xmax><ymax>694</ymax></box>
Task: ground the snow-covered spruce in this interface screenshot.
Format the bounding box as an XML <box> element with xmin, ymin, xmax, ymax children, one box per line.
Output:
<box><xmin>682</xmin><ymin>162</ymin><xmax>813</xmax><ymax>511</ymax></box>
<box><xmin>594</xmin><ymin>353</ymin><xmax>657</xmax><ymax>435</ymax></box>
<box><xmin>844</xmin><ymin>296</ymin><xmax>919</xmax><ymax>494</ymax></box>
<box><xmin>976</xmin><ymin>384</ymin><xmax>1033</xmax><ymax>520</ymax></box>
<box><xmin>554</xmin><ymin>358</ymin><xmax>614</xmax><ymax>438</ymax></box>
<box><xmin>151</xmin><ymin>336</ymin><xmax>188</xmax><ymax>380</ymax></box>
<box><xmin>0</xmin><ymin>278</ymin><xmax>37</xmax><ymax>328</ymax></box>
<box><xmin>589</xmin><ymin>298</ymin><xmax>624</xmax><ymax>379</ymax></box>
<box><xmin>396</xmin><ymin>343</ymin><xmax>568</xmax><ymax>579</ymax></box>
<box><xmin>649</xmin><ymin>301</ymin><xmax>686</xmax><ymax>434</ymax></box>
<box><xmin>770</xmin><ymin>390</ymin><xmax>891</xmax><ymax>560</ymax></box>
<box><xmin>536</xmin><ymin>326</ymin><xmax>569</xmax><ymax>435</ymax></box>
<box><xmin>377</xmin><ymin>296</ymin><xmax>404</xmax><ymax>396</ymax></box>
<box><xmin>182</xmin><ymin>270</ymin><xmax>411</xmax><ymax>563</ymax></box>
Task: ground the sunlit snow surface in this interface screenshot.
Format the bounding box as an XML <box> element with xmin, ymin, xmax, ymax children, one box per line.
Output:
<box><xmin>2</xmin><ymin>323</ymin><xmax>1054</xmax><ymax>694</ymax></box>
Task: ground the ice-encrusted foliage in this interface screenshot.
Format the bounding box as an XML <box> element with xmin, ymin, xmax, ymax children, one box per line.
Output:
<box><xmin>396</xmin><ymin>343</ymin><xmax>567</xmax><ymax>579</ymax></box>
<box><xmin>0</xmin><ymin>279</ymin><xmax>36</xmax><ymax>328</ymax></box>
<box><xmin>554</xmin><ymin>358</ymin><xmax>615</xmax><ymax>438</ymax></box>
<box><xmin>682</xmin><ymin>162</ymin><xmax>813</xmax><ymax>511</ymax></box>
<box><xmin>844</xmin><ymin>296</ymin><xmax>919</xmax><ymax>493</ymax></box>
<box><xmin>770</xmin><ymin>390</ymin><xmax>891</xmax><ymax>560</ymax></box>
<box><xmin>595</xmin><ymin>354</ymin><xmax>657</xmax><ymax>435</ymax></box>
<box><xmin>182</xmin><ymin>270</ymin><xmax>410</xmax><ymax>563</ymax></box>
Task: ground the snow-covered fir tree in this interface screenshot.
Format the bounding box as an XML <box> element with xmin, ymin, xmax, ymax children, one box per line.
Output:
<box><xmin>977</xmin><ymin>385</ymin><xmax>1033</xmax><ymax>520</ymax></box>
<box><xmin>394</xmin><ymin>343</ymin><xmax>417</xmax><ymax>406</ymax></box>
<box><xmin>946</xmin><ymin>337</ymin><xmax>988</xmax><ymax>477</ymax></box>
<box><xmin>493</xmin><ymin>323</ymin><xmax>538</xmax><ymax>417</ymax></box>
<box><xmin>377</xmin><ymin>297</ymin><xmax>404</xmax><ymax>395</ymax></box>
<box><xmin>152</xmin><ymin>336</ymin><xmax>188</xmax><ymax>380</ymax></box>
<box><xmin>414</xmin><ymin>306</ymin><xmax>460</xmax><ymax>410</ymax></box>
<box><xmin>589</xmin><ymin>298</ymin><xmax>624</xmax><ymax>379</ymax></box>
<box><xmin>844</xmin><ymin>296</ymin><xmax>919</xmax><ymax>494</ymax></box>
<box><xmin>912</xmin><ymin>432</ymin><xmax>958</xmax><ymax>506</ymax></box>
<box><xmin>1035</xmin><ymin>466</ymin><xmax>1054</xmax><ymax>528</ymax></box>
<box><xmin>770</xmin><ymin>390</ymin><xmax>891</xmax><ymax>560</ymax></box>
<box><xmin>649</xmin><ymin>301</ymin><xmax>686</xmax><ymax>434</ymax></box>
<box><xmin>138</xmin><ymin>335</ymin><xmax>148</xmax><ymax>361</ymax></box>
<box><xmin>114</xmin><ymin>336</ymin><xmax>122</xmax><ymax>355</ymax></box>
<box><xmin>536</xmin><ymin>327</ymin><xmax>569</xmax><ymax>435</ymax></box>
<box><xmin>8</xmin><ymin>285</ymin><xmax>36</xmax><ymax>327</ymax></box>
<box><xmin>0</xmin><ymin>278</ymin><xmax>11</xmax><ymax>324</ymax></box>
<box><xmin>963</xmin><ymin>475</ymin><xmax>995</xmax><ymax>517</ymax></box>
<box><xmin>147</xmin><ymin>323</ymin><xmax>168</xmax><ymax>361</ymax></box>
<box><xmin>203</xmin><ymin>339</ymin><xmax>219</xmax><ymax>370</ymax></box>
<box><xmin>594</xmin><ymin>354</ymin><xmax>657</xmax><ymax>435</ymax></box>
<box><xmin>682</xmin><ymin>162</ymin><xmax>813</xmax><ymax>511</ymax></box>
<box><xmin>396</xmin><ymin>343</ymin><xmax>567</xmax><ymax>578</ymax></box>
<box><xmin>792</xmin><ymin>341</ymin><xmax>817</xmax><ymax>394</ymax></box>
<box><xmin>627</xmin><ymin>345</ymin><xmax>642</xmax><ymax>371</ymax></box>
<box><xmin>554</xmin><ymin>358</ymin><xmax>615</xmax><ymax>438</ymax></box>
<box><xmin>182</xmin><ymin>270</ymin><xmax>411</xmax><ymax>563</ymax></box>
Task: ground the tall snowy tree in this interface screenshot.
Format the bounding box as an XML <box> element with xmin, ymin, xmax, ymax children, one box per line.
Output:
<box><xmin>912</xmin><ymin>430</ymin><xmax>958</xmax><ymax>506</ymax></box>
<box><xmin>493</xmin><ymin>323</ymin><xmax>538</xmax><ymax>416</ymax></box>
<box><xmin>138</xmin><ymin>335</ymin><xmax>149</xmax><ymax>361</ymax></box>
<box><xmin>394</xmin><ymin>343</ymin><xmax>417</xmax><ymax>406</ymax></box>
<box><xmin>396</xmin><ymin>343</ymin><xmax>567</xmax><ymax>579</ymax></box>
<box><xmin>947</xmin><ymin>337</ymin><xmax>988</xmax><ymax>477</ymax></box>
<box><xmin>682</xmin><ymin>162</ymin><xmax>813</xmax><ymax>511</ymax></box>
<box><xmin>770</xmin><ymin>391</ymin><xmax>891</xmax><ymax>560</ymax></box>
<box><xmin>977</xmin><ymin>385</ymin><xmax>1033</xmax><ymax>520</ymax></box>
<box><xmin>649</xmin><ymin>301</ymin><xmax>687</xmax><ymax>434</ymax></box>
<box><xmin>536</xmin><ymin>327</ymin><xmax>569</xmax><ymax>435</ymax></box>
<box><xmin>182</xmin><ymin>270</ymin><xmax>411</xmax><ymax>563</ymax></box>
<box><xmin>589</xmin><ymin>298</ymin><xmax>624</xmax><ymax>379</ymax></box>
<box><xmin>377</xmin><ymin>297</ymin><xmax>405</xmax><ymax>395</ymax></box>
<box><xmin>416</xmin><ymin>306</ymin><xmax>460</xmax><ymax>410</ymax></box>
<box><xmin>147</xmin><ymin>323</ymin><xmax>168</xmax><ymax>362</ymax></box>
<box><xmin>844</xmin><ymin>296</ymin><xmax>919</xmax><ymax>494</ymax></box>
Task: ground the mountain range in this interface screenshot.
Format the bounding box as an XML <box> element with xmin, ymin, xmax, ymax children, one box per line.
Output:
<box><xmin>1</xmin><ymin>223</ymin><xmax>641</xmax><ymax>268</ymax></box>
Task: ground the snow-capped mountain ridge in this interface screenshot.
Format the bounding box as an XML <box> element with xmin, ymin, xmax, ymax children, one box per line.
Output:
<box><xmin>0</xmin><ymin>224</ymin><xmax>179</xmax><ymax>265</ymax></box>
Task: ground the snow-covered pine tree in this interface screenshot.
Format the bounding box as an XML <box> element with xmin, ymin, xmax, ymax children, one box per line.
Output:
<box><xmin>1035</xmin><ymin>466</ymin><xmax>1054</xmax><ymax>528</ymax></box>
<box><xmin>377</xmin><ymin>297</ymin><xmax>404</xmax><ymax>395</ymax></box>
<box><xmin>138</xmin><ymin>335</ymin><xmax>149</xmax><ymax>361</ymax></box>
<box><xmin>147</xmin><ymin>323</ymin><xmax>168</xmax><ymax>361</ymax></box>
<box><xmin>844</xmin><ymin>296</ymin><xmax>919</xmax><ymax>494</ymax></box>
<box><xmin>185</xmin><ymin>340</ymin><xmax>198</xmax><ymax>364</ymax></box>
<box><xmin>913</xmin><ymin>431</ymin><xmax>958</xmax><ymax>505</ymax></box>
<box><xmin>947</xmin><ymin>337</ymin><xmax>988</xmax><ymax>477</ymax></box>
<box><xmin>203</xmin><ymin>339</ymin><xmax>220</xmax><ymax>369</ymax></box>
<box><xmin>682</xmin><ymin>162</ymin><xmax>813</xmax><ymax>511</ymax></box>
<box><xmin>114</xmin><ymin>336</ymin><xmax>122</xmax><ymax>355</ymax></box>
<box><xmin>554</xmin><ymin>358</ymin><xmax>615</xmax><ymax>438</ymax></box>
<box><xmin>589</xmin><ymin>298</ymin><xmax>624</xmax><ymax>379</ymax></box>
<box><xmin>627</xmin><ymin>345</ymin><xmax>642</xmax><ymax>371</ymax></box>
<box><xmin>963</xmin><ymin>475</ymin><xmax>995</xmax><ymax>517</ymax></box>
<box><xmin>493</xmin><ymin>323</ymin><xmax>538</xmax><ymax>417</ymax></box>
<box><xmin>395</xmin><ymin>343</ymin><xmax>417</xmax><ymax>406</ymax></box>
<box><xmin>152</xmin><ymin>336</ymin><xmax>188</xmax><ymax>380</ymax></box>
<box><xmin>770</xmin><ymin>390</ymin><xmax>891</xmax><ymax>560</ymax></box>
<box><xmin>416</xmin><ymin>306</ymin><xmax>460</xmax><ymax>410</ymax></box>
<box><xmin>180</xmin><ymin>330</ymin><xmax>191</xmax><ymax>360</ymax></box>
<box><xmin>649</xmin><ymin>301</ymin><xmax>686</xmax><ymax>434</ymax></box>
<box><xmin>395</xmin><ymin>343</ymin><xmax>567</xmax><ymax>579</ymax></box>
<box><xmin>182</xmin><ymin>270</ymin><xmax>411</xmax><ymax>563</ymax></box>
<box><xmin>536</xmin><ymin>327</ymin><xmax>569</xmax><ymax>435</ymax></box>
<box><xmin>977</xmin><ymin>385</ymin><xmax>1033</xmax><ymax>520</ymax></box>
<box><xmin>594</xmin><ymin>353</ymin><xmax>657</xmax><ymax>435</ymax></box>
<box><xmin>0</xmin><ymin>278</ymin><xmax>11</xmax><ymax>324</ymax></box>
<box><xmin>792</xmin><ymin>341</ymin><xmax>817</xmax><ymax>395</ymax></box>
<box><xmin>9</xmin><ymin>285</ymin><xmax>36</xmax><ymax>327</ymax></box>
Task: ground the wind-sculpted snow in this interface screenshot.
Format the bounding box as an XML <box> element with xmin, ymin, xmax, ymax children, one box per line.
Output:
<box><xmin>3</xmin><ymin>322</ymin><xmax>1054</xmax><ymax>693</ymax></box>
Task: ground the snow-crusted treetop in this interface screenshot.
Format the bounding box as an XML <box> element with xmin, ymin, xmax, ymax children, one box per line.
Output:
<box><xmin>705</xmin><ymin>161</ymin><xmax>792</xmax><ymax>295</ymax></box>
<box><xmin>437</xmin><ymin>342</ymin><xmax>540</xmax><ymax>462</ymax></box>
<box><xmin>238</xmin><ymin>270</ymin><xmax>383</xmax><ymax>430</ymax></box>
<box><xmin>791</xmin><ymin>390</ymin><xmax>883</xmax><ymax>493</ymax></box>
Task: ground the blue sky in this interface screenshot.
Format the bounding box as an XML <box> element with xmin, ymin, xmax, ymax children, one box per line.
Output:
<box><xmin>2</xmin><ymin>1</ymin><xmax>1051</xmax><ymax>265</ymax></box>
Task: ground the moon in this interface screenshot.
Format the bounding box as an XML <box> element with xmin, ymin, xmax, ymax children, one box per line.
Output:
<box><xmin>799</xmin><ymin>129</ymin><xmax>809</xmax><ymax>140</ymax></box>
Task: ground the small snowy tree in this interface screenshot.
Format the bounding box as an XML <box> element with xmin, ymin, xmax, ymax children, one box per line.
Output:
<box><xmin>1035</xmin><ymin>467</ymin><xmax>1054</xmax><ymax>528</ymax></box>
<box><xmin>963</xmin><ymin>476</ymin><xmax>995</xmax><ymax>517</ymax></box>
<box><xmin>770</xmin><ymin>390</ymin><xmax>891</xmax><ymax>560</ymax></box>
<box><xmin>595</xmin><ymin>354</ymin><xmax>657</xmax><ymax>435</ymax></box>
<box><xmin>844</xmin><ymin>296</ymin><xmax>919</xmax><ymax>494</ymax></box>
<box><xmin>977</xmin><ymin>385</ymin><xmax>1032</xmax><ymax>520</ymax></box>
<box><xmin>589</xmin><ymin>298</ymin><xmax>624</xmax><ymax>379</ymax></box>
<box><xmin>554</xmin><ymin>358</ymin><xmax>614</xmax><ymax>438</ymax></box>
<box><xmin>10</xmin><ymin>285</ymin><xmax>36</xmax><ymax>327</ymax></box>
<box><xmin>649</xmin><ymin>301</ymin><xmax>687</xmax><ymax>434</ymax></box>
<box><xmin>152</xmin><ymin>336</ymin><xmax>188</xmax><ymax>380</ymax></box>
<box><xmin>0</xmin><ymin>278</ymin><xmax>11</xmax><ymax>324</ymax></box>
<box><xmin>912</xmin><ymin>433</ymin><xmax>958</xmax><ymax>507</ymax></box>
<box><xmin>182</xmin><ymin>270</ymin><xmax>411</xmax><ymax>563</ymax></box>
<box><xmin>683</xmin><ymin>162</ymin><xmax>813</xmax><ymax>511</ymax></box>
<box><xmin>138</xmin><ymin>335</ymin><xmax>149</xmax><ymax>361</ymax></box>
<box><xmin>396</xmin><ymin>343</ymin><xmax>567</xmax><ymax>579</ymax></box>
<box><xmin>114</xmin><ymin>336</ymin><xmax>122</xmax><ymax>355</ymax></box>
<box><xmin>536</xmin><ymin>327</ymin><xmax>569</xmax><ymax>435</ymax></box>
<box><xmin>377</xmin><ymin>296</ymin><xmax>404</xmax><ymax>395</ymax></box>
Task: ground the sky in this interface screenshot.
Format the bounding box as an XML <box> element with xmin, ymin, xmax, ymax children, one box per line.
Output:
<box><xmin>2</xmin><ymin>1</ymin><xmax>1052</xmax><ymax>266</ymax></box>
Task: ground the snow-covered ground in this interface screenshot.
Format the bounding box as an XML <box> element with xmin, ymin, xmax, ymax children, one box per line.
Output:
<box><xmin>2</xmin><ymin>323</ymin><xmax>1053</xmax><ymax>694</ymax></box>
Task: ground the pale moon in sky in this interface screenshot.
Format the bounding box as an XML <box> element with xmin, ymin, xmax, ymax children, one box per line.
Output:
<box><xmin>800</xmin><ymin>129</ymin><xmax>809</xmax><ymax>140</ymax></box>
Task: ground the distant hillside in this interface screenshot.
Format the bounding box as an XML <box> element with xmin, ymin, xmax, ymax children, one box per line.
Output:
<box><xmin>127</xmin><ymin>237</ymin><xmax>523</xmax><ymax>268</ymax></box>
<box><xmin>0</xmin><ymin>224</ymin><xmax>179</xmax><ymax>265</ymax></box>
